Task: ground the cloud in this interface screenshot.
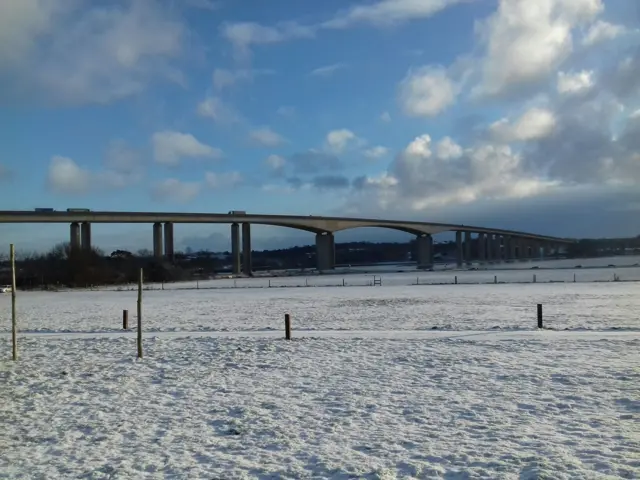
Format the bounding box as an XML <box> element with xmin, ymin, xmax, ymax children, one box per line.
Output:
<box><xmin>582</xmin><ymin>20</ymin><xmax>627</xmax><ymax>46</ymax></box>
<box><xmin>0</xmin><ymin>0</ymin><xmax>184</xmax><ymax>106</ymax></box>
<box><xmin>212</xmin><ymin>68</ymin><xmax>274</xmax><ymax>90</ymax></box>
<box><xmin>151</xmin><ymin>178</ymin><xmax>201</xmax><ymax>203</ymax></box>
<box><xmin>184</xmin><ymin>0</ymin><xmax>222</xmax><ymax>11</ymax></box>
<box><xmin>474</xmin><ymin>0</ymin><xmax>603</xmax><ymax>99</ymax></box>
<box><xmin>288</xmin><ymin>150</ymin><xmax>343</xmax><ymax>174</ymax></box>
<box><xmin>152</xmin><ymin>131</ymin><xmax>222</xmax><ymax>166</ymax></box>
<box><xmin>323</xmin><ymin>0</ymin><xmax>463</xmax><ymax>29</ymax></box>
<box><xmin>204</xmin><ymin>171</ymin><xmax>244</xmax><ymax>189</ymax></box>
<box><xmin>196</xmin><ymin>96</ymin><xmax>242</xmax><ymax>124</ymax></box>
<box><xmin>249</xmin><ymin>127</ymin><xmax>287</xmax><ymax>147</ymax></box>
<box><xmin>312</xmin><ymin>175</ymin><xmax>350</xmax><ymax>190</ymax></box>
<box><xmin>309</xmin><ymin>63</ymin><xmax>347</xmax><ymax>77</ymax></box>
<box><xmin>219</xmin><ymin>0</ymin><xmax>463</xmax><ymax>58</ymax></box>
<box><xmin>220</xmin><ymin>21</ymin><xmax>315</xmax><ymax>59</ymax></box>
<box><xmin>489</xmin><ymin>108</ymin><xmax>557</xmax><ymax>143</ymax></box>
<box><xmin>47</xmin><ymin>147</ymin><xmax>144</xmax><ymax>195</ymax></box>
<box><xmin>436</xmin><ymin>137</ymin><xmax>463</xmax><ymax>160</ymax></box>
<box><xmin>47</xmin><ymin>156</ymin><xmax>92</xmax><ymax>195</ymax></box>
<box><xmin>265</xmin><ymin>154</ymin><xmax>287</xmax><ymax>175</ymax></box>
<box><xmin>557</xmin><ymin>70</ymin><xmax>595</xmax><ymax>95</ymax></box>
<box><xmin>380</xmin><ymin>111</ymin><xmax>392</xmax><ymax>122</ymax></box>
<box><xmin>364</xmin><ymin>146</ymin><xmax>389</xmax><ymax>159</ymax></box>
<box><xmin>398</xmin><ymin>66</ymin><xmax>456</xmax><ymax>117</ymax></box>
<box><xmin>325</xmin><ymin>129</ymin><xmax>359</xmax><ymax>154</ymax></box>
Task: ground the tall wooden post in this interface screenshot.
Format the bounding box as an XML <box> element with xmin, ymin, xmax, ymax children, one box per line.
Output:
<box><xmin>285</xmin><ymin>314</ymin><xmax>291</xmax><ymax>340</ymax></box>
<box><xmin>137</xmin><ymin>268</ymin><xmax>143</xmax><ymax>358</ymax></box>
<box><xmin>10</xmin><ymin>244</ymin><xmax>17</xmax><ymax>361</ymax></box>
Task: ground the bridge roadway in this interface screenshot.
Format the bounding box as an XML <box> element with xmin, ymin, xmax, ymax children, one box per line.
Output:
<box><xmin>0</xmin><ymin>210</ymin><xmax>575</xmax><ymax>274</ymax></box>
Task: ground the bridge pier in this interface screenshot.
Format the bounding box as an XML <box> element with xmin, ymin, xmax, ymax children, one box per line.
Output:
<box><xmin>153</xmin><ymin>222</ymin><xmax>163</xmax><ymax>258</ymax></box>
<box><xmin>455</xmin><ymin>231</ymin><xmax>463</xmax><ymax>267</ymax></box>
<box><xmin>80</xmin><ymin>222</ymin><xmax>92</xmax><ymax>253</ymax></box>
<box><xmin>316</xmin><ymin>232</ymin><xmax>335</xmax><ymax>271</ymax></box>
<box><xmin>416</xmin><ymin>234</ymin><xmax>433</xmax><ymax>269</ymax></box>
<box><xmin>477</xmin><ymin>233</ymin><xmax>486</xmax><ymax>263</ymax></box>
<box><xmin>242</xmin><ymin>223</ymin><xmax>252</xmax><ymax>275</ymax></box>
<box><xmin>493</xmin><ymin>235</ymin><xmax>502</xmax><ymax>263</ymax></box>
<box><xmin>70</xmin><ymin>222</ymin><xmax>81</xmax><ymax>252</ymax></box>
<box><xmin>505</xmin><ymin>235</ymin><xmax>515</xmax><ymax>262</ymax></box>
<box><xmin>164</xmin><ymin>222</ymin><xmax>174</xmax><ymax>260</ymax></box>
<box><xmin>464</xmin><ymin>231</ymin><xmax>472</xmax><ymax>265</ymax></box>
<box><xmin>231</xmin><ymin>223</ymin><xmax>241</xmax><ymax>274</ymax></box>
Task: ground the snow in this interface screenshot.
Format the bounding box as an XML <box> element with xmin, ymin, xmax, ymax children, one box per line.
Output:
<box><xmin>1</xmin><ymin>335</ymin><xmax>639</xmax><ymax>478</ymax></box>
<box><xmin>3</xmin><ymin>282</ymin><xmax>639</xmax><ymax>333</ymax></box>
<box><xmin>1</xmin><ymin>265</ymin><xmax>639</xmax><ymax>478</ymax></box>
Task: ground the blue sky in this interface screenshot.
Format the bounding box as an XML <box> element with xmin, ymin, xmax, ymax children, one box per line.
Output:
<box><xmin>1</xmin><ymin>0</ymin><xmax>639</xmax><ymax>253</ymax></box>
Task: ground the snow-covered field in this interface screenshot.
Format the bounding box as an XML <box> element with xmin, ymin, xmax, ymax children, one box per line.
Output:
<box><xmin>1</xmin><ymin>280</ymin><xmax>639</xmax><ymax>479</ymax></box>
<box><xmin>2</xmin><ymin>282</ymin><xmax>639</xmax><ymax>333</ymax></box>
<box><xmin>1</xmin><ymin>334</ymin><xmax>639</xmax><ymax>479</ymax></box>
<box><xmin>103</xmin><ymin>256</ymin><xmax>640</xmax><ymax>292</ymax></box>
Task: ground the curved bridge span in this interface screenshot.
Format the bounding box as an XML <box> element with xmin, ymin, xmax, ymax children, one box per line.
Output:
<box><xmin>0</xmin><ymin>210</ymin><xmax>575</xmax><ymax>273</ymax></box>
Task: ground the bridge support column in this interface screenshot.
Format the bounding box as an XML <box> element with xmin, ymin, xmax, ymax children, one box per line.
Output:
<box><xmin>80</xmin><ymin>222</ymin><xmax>91</xmax><ymax>253</ymax></box>
<box><xmin>477</xmin><ymin>233</ymin><xmax>486</xmax><ymax>263</ymax></box>
<box><xmin>242</xmin><ymin>223</ymin><xmax>252</xmax><ymax>276</ymax></box>
<box><xmin>316</xmin><ymin>232</ymin><xmax>335</xmax><ymax>271</ymax></box>
<box><xmin>164</xmin><ymin>222</ymin><xmax>174</xmax><ymax>260</ymax></box>
<box><xmin>493</xmin><ymin>235</ymin><xmax>502</xmax><ymax>263</ymax></box>
<box><xmin>486</xmin><ymin>235</ymin><xmax>494</xmax><ymax>263</ymax></box>
<box><xmin>504</xmin><ymin>235</ymin><xmax>514</xmax><ymax>262</ymax></box>
<box><xmin>416</xmin><ymin>234</ymin><xmax>433</xmax><ymax>269</ymax></box>
<box><xmin>70</xmin><ymin>222</ymin><xmax>81</xmax><ymax>253</ymax></box>
<box><xmin>464</xmin><ymin>231</ymin><xmax>472</xmax><ymax>265</ymax></box>
<box><xmin>231</xmin><ymin>223</ymin><xmax>241</xmax><ymax>275</ymax></box>
<box><xmin>455</xmin><ymin>231</ymin><xmax>463</xmax><ymax>267</ymax></box>
<box><xmin>153</xmin><ymin>222</ymin><xmax>163</xmax><ymax>259</ymax></box>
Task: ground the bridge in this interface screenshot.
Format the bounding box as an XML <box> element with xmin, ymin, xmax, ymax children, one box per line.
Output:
<box><xmin>0</xmin><ymin>210</ymin><xmax>575</xmax><ymax>273</ymax></box>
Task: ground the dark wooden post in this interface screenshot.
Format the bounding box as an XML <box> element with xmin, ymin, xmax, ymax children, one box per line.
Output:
<box><xmin>285</xmin><ymin>314</ymin><xmax>291</xmax><ymax>340</ymax></box>
<box><xmin>123</xmin><ymin>309</ymin><xmax>129</xmax><ymax>330</ymax></box>
<box><xmin>137</xmin><ymin>269</ymin><xmax>143</xmax><ymax>358</ymax></box>
<box><xmin>537</xmin><ymin>304</ymin><xmax>543</xmax><ymax>329</ymax></box>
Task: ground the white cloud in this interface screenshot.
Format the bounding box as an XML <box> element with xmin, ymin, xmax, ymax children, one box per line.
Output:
<box><xmin>398</xmin><ymin>66</ymin><xmax>456</xmax><ymax>117</ymax></box>
<box><xmin>46</xmin><ymin>151</ymin><xmax>140</xmax><ymax>195</ymax></box>
<box><xmin>265</xmin><ymin>154</ymin><xmax>287</xmax><ymax>173</ymax></box>
<box><xmin>220</xmin><ymin>21</ymin><xmax>315</xmax><ymax>59</ymax></box>
<box><xmin>326</xmin><ymin>129</ymin><xmax>358</xmax><ymax>153</ymax></box>
<box><xmin>490</xmin><ymin>107</ymin><xmax>557</xmax><ymax>143</ymax></box>
<box><xmin>151</xmin><ymin>179</ymin><xmax>201</xmax><ymax>203</ymax></box>
<box><xmin>152</xmin><ymin>131</ymin><xmax>222</xmax><ymax>166</ymax></box>
<box><xmin>380</xmin><ymin>111</ymin><xmax>392</xmax><ymax>122</ymax></box>
<box><xmin>47</xmin><ymin>156</ymin><xmax>91</xmax><ymax>195</ymax></box>
<box><xmin>249</xmin><ymin>127</ymin><xmax>287</xmax><ymax>147</ymax></box>
<box><xmin>557</xmin><ymin>70</ymin><xmax>594</xmax><ymax>95</ymax></box>
<box><xmin>630</xmin><ymin>109</ymin><xmax>640</xmax><ymax>120</ymax></box>
<box><xmin>212</xmin><ymin>68</ymin><xmax>274</xmax><ymax>90</ymax></box>
<box><xmin>184</xmin><ymin>0</ymin><xmax>222</xmax><ymax>11</ymax></box>
<box><xmin>197</xmin><ymin>96</ymin><xmax>241</xmax><ymax>124</ymax></box>
<box><xmin>310</xmin><ymin>63</ymin><xmax>346</xmax><ymax>77</ymax></box>
<box><xmin>0</xmin><ymin>1</ymin><xmax>184</xmax><ymax>105</ymax></box>
<box><xmin>204</xmin><ymin>171</ymin><xmax>243</xmax><ymax>189</ymax></box>
<box><xmin>364</xmin><ymin>146</ymin><xmax>389</xmax><ymax>159</ymax></box>
<box><xmin>436</xmin><ymin>137</ymin><xmax>463</xmax><ymax>160</ymax></box>
<box><xmin>475</xmin><ymin>0</ymin><xmax>603</xmax><ymax>98</ymax></box>
<box><xmin>323</xmin><ymin>0</ymin><xmax>463</xmax><ymax>28</ymax></box>
<box><xmin>582</xmin><ymin>20</ymin><xmax>627</xmax><ymax>46</ymax></box>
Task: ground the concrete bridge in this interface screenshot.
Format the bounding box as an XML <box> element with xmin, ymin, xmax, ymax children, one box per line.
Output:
<box><xmin>0</xmin><ymin>210</ymin><xmax>575</xmax><ymax>274</ymax></box>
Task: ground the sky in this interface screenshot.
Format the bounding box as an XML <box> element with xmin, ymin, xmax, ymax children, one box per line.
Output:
<box><xmin>0</xmin><ymin>0</ymin><xmax>639</xmax><ymax>254</ymax></box>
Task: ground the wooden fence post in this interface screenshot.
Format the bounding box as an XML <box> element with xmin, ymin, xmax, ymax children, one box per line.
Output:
<box><xmin>10</xmin><ymin>244</ymin><xmax>17</xmax><ymax>361</ymax></box>
<box><xmin>123</xmin><ymin>309</ymin><xmax>129</xmax><ymax>330</ymax></box>
<box><xmin>537</xmin><ymin>304</ymin><xmax>543</xmax><ymax>329</ymax></box>
<box><xmin>454</xmin><ymin>276</ymin><xmax>458</xmax><ymax>285</ymax></box>
<box><xmin>285</xmin><ymin>314</ymin><xmax>291</xmax><ymax>340</ymax></box>
<box><xmin>137</xmin><ymin>268</ymin><xmax>143</xmax><ymax>358</ymax></box>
